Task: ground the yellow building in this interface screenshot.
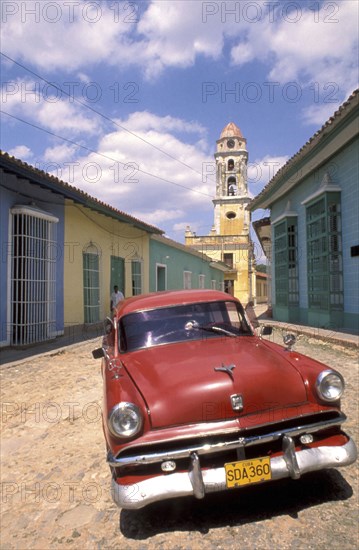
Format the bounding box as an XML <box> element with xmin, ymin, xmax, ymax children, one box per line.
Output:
<box><xmin>185</xmin><ymin>122</ymin><xmax>255</xmax><ymax>304</ymax></box>
<box><xmin>64</xmin><ymin>201</ymin><xmax>156</xmax><ymax>327</ymax></box>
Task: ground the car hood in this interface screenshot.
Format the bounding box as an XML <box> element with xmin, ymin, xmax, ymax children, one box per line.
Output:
<box><xmin>122</xmin><ymin>337</ymin><xmax>308</xmax><ymax>429</ymax></box>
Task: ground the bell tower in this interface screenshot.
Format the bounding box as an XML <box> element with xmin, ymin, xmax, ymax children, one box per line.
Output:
<box><xmin>213</xmin><ymin>122</ymin><xmax>250</xmax><ymax>236</ymax></box>
<box><xmin>185</xmin><ymin>122</ymin><xmax>254</xmax><ymax>303</ymax></box>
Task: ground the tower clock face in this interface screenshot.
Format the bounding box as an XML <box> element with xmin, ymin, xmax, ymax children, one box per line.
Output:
<box><xmin>227</xmin><ymin>139</ymin><xmax>235</xmax><ymax>148</ymax></box>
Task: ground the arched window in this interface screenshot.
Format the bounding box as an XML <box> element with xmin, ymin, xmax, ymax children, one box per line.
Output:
<box><xmin>227</xmin><ymin>176</ymin><xmax>237</xmax><ymax>196</ymax></box>
<box><xmin>228</xmin><ymin>159</ymin><xmax>234</xmax><ymax>171</ymax></box>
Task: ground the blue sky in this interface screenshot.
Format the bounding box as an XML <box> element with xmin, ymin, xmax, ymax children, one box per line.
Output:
<box><xmin>1</xmin><ymin>0</ymin><xmax>358</xmax><ymax>260</ymax></box>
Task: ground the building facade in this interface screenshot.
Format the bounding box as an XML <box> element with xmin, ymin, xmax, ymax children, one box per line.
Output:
<box><xmin>250</xmin><ymin>90</ymin><xmax>358</xmax><ymax>332</ymax></box>
<box><xmin>0</xmin><ymin>153</ymin><xmax>162</xmax><ymax>347</ymax></box>
<box><xmin>149</xmin><ymin>235</ymin><xmax>227</xmax><ymax>292</ymax></box>
<box><xmin>0</xmin><ymin>158</ymin><xmax>65</xmax><ymax>347</ymax></box>
<box><xmin>185</xmin><ymin>122</ymin><xmax>254</xmax><ymax>304</ymax></box>
<box><xmin>255</xmin><ymin>272</ymin><xmax>268</xmax><ymax>305</ymax></box>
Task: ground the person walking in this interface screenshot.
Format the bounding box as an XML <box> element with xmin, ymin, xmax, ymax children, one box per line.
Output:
<box><xmin>110</xmin><ymin>285</ymin><xmax>124</xmax><ymax>314</ymax></box>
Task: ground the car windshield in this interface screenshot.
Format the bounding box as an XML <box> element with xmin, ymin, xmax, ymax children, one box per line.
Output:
<box><xmin>119</xmin><ymin>300</ymin><xmax>253</xmax><ymax>352</ymax></box>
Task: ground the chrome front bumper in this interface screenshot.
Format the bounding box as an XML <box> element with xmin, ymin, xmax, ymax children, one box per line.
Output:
<box><xmin>111</xmin><ymin>437</ymin><xmax>357</xmax><ymax>509</ymax></box>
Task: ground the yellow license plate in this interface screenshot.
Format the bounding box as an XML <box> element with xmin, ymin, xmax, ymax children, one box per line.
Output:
<box><xmin>225</xmin><ymin>456</ymin><xmax>271</xmax><ymax>488</ymax></box>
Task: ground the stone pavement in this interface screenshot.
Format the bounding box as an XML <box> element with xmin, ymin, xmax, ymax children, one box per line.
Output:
<box><xmin>1</xmin><ymin>315</ymin><xmax>358</xmax><ymax>549</ymax></box>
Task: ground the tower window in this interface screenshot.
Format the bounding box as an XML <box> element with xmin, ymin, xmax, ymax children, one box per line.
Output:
<box><xmin>226</xmin><ymin>211</ymin><xmax>236</xmax><ymax>219</ymax></box>
<box><xmin>228</xmin><ymin>159</ymin><xmax>234</xmax><ymax>171</ymax></box>
<box><xmin>227</xmin><ymin>176</ymin><xmax>237</xmax><ymax>196</ymax></box>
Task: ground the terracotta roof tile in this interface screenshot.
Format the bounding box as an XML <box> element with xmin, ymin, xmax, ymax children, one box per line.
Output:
<box><xmin>220</xmin><ymin>122</ymin><xmax>243</xmax><ymax>139</ymax></box>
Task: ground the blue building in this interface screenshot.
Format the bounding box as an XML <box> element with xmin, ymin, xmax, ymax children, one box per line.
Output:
<box><xmin>250</xmin><ymin>90</ymin><xmax>358</xmax><ymax>332</ymax></box>
<box><xmin>0</xmin><ymin>155</ymin><xmax>65</xmax><ymax>346</ymax></box>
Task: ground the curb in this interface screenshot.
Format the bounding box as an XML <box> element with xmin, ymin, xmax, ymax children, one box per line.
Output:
<box><xmin>259</xmin><ymin>319</ymin><xmax>359</xmax><ymax>350</ymax></box>
<box><xmin>0</xmin><ymin>336</ymin><xmax>102</xmax><ymax>369</ymax></box>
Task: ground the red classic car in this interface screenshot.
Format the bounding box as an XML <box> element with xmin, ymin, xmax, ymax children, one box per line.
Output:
<box><xmin>92</xmin><ymin>289</ymin><xmax>357</xmax><ymax>509</ymax></box>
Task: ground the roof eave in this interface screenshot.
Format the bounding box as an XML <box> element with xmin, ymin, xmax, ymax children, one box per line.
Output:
<box><xmin>249</xmin><ymin>89</ymin><xmax>359</xmax><ymax>211</ymax></box>
<box><xmin>0</xmin><ymin>152</ymin><xmax>163</xmax><ymax>235</ymax></box>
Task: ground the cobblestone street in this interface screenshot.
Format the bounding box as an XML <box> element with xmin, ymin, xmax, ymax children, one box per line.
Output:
<box><xmin>1</xmin><ymin>331</ymin><xmax>358</xmax><ymax>550</ymax></box>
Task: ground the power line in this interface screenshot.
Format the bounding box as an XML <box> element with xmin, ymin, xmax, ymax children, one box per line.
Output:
<box><xmin>0</xmin><ymin>180</ymin><xmax>152</xmax><ymax>240</ymax></box>
<box><xmin>1</xmin><ymin>52</ymin><xmax>214</xmax><ymax>182</ymax></box>
<box><xmin>1</xmin><ymin>110</ymin><xmax>213</xmax><ymax>197</ymax></box>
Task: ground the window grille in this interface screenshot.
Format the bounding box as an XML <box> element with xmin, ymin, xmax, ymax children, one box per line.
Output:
<box><xmin>199</xmin><ymin>274</ymin><xmax>205</xmax><ymax>289</ymax></box>
<box><xmin>183</xmin><ymin>271</ymin><xmax>192</xmax><ymax>289</ymax></box>
<box><xmin>306</xmin><ymin>193</ymin><xmax>343</xmax><ymax>310</ymax></box>
<box><xmin>83</xmin><ymin>252</ymin><xmax>100</xmax><ymax>323</ymax></box>
<box><xmin>131</xmin><ymin>260</ymin><xmax>142</xmax><ymax>295</ymax></box>
<box><xmin>10</xmin><ymin>206</ymin><xmax>58</xmax><ymax>345</ymax></box>
<box><xmin>274</xmin><ymin>218</ymin><xmax>299</xmax><ymax>307</ymax></box>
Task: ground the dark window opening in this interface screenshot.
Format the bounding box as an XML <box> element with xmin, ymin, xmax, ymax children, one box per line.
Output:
<box><xmin>223</xmin><ymin>253</ymin><xmax>234</xmax><ymax>268</ymax></box>
<box><xmin>226</xmin><ymin>211</ymin><xmax>236</xmax><ymax>220</ymax></box>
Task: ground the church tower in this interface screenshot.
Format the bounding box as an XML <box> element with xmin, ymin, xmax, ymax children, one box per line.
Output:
<box><xmin>185</xmin><ymin>122</ymin><xmax>255</xmax><ymax>303</ymax></box>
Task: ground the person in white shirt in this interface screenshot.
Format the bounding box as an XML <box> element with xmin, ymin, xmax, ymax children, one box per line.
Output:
<box><xmin>110</xmin><ymin>285</ymin><xmax>124</xmax><ymax>313</ymax></box>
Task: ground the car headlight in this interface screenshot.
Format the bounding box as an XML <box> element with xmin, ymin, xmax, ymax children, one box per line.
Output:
<box><xmin>108</xmin><ymin>403</ymin><xmax>143</xmax><ymax>438</ymax></box>
<box><xmin>316</xmin><ymin>370</ymin><xmax>344</xmax><ymax>402</ymax></box>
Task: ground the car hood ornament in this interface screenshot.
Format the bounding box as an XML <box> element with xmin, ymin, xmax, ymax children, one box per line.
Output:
<box><xmin>214</xmin><ymin>363</ymin><xmax>236</xmax><ymax>380</ymax></box>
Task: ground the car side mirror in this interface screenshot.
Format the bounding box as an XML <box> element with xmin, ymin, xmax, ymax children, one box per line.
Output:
<box><xmin>283</xmin><ymin>333</ymin><xmax>296</xmax><ymax>351</ymax></box>
<box><xmin>92</xmin><ymin>347</ymin><xmax>105</xmax><ymax>359</ymax></box>
<box><xmin>260</xmin><ymin>325</ymin><xmax>273</xmax><ymax>336</ymax></box>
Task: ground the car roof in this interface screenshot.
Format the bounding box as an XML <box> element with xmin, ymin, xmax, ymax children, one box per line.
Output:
<box><xmin>119</xmin><ymin>289</ymin><xmax>240</xmax><ymax>316</ymax></box>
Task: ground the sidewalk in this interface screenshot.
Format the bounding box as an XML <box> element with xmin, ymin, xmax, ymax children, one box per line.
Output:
<box><xmin>0</xmin><ymin>324</ymin><xmax>103</xmax><ymax>368</ymax></box>
<box><xmin>254</xmin><ymin>304</ymin><xmax>359</xmax><ymax>350</ymax></box>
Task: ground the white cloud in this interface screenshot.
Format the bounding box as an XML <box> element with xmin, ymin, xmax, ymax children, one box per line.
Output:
<box><xmin>131</xmin><ymin>209</ymin><xmax>184</xmax><ymax>226</ymax></box>
<box><xmin>1</xmin><ymin>1</ymin><xmax>226</xmax><ymax>79</ymax></box>
<box><xmin>1</xmin><ymin>1</ymin><xmax>135</xmax><ymax>72</ymax></box>
<box><xmin>230</xmin><ymin>42</ymin><xmax>255</xmax><ymax>66</ymax></box>
<box><xmin>2</xmin><ymin>0</ymin><xmax>357</xmax><ymax>96</ymax></box>
<box><xmin>8</xmin><ymin>145</ymin><xmax>33</xmax><ymax>160</ymax></box>
<box><xmin>43</xmin><ymin>144</ymin><xmax>78</xmax><ymax>163</ymax></box>
<box><xmin>1</xmin><ymin>78</ymin><xmax>101</xmax><ymax>135</ymax></box>
<box><xmin>300</xmin><ymin>102</ymin><xmax>338</xmax><ymax>127</ymax></box>
<box><xmin>119</xmin><ymin>111</ymin><xmax>207</xmax><ymax>137</ymax></box>
<box><xmin>134</xmin><ymin>1</ymin><xmax>225</xmax><ymax>78</ymax></box>
<box><xmin>36</xmin><ymin>111</ymin><xmax>214</xmax><ymax>237</ymax></box>
<box><xmin>247</xmin><ymin>155</ymin><xmax>289</xmax><ymax>191</ymax></box>
<box><xmin>230</xmin><ymin>1</ymin><xmax>358</xmax><ymax>96</ymax></box>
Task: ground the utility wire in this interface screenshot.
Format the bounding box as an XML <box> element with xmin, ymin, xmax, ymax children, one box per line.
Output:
<box><xmin>1</xmin><ymin>52</ymin><xmax>215</xmax><ymax>182</ymax></box>
<box><xmin>1</xmin><ymin>110</ymin><xmax>213</xmax><ymax>197</ymax></box>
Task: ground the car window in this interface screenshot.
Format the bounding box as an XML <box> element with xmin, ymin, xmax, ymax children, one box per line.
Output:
<box><xmin>119</xmin><ymin>300</ymin><xmax>253</xmax><ymax>352</ymax></box>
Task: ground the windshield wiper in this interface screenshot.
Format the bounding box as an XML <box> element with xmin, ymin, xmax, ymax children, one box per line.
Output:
<box><xmin>202</xmin><ymin>325</ymin><xmax>238</xmax><ymax>337</ymax></box>
<box><xmin>184</xmin><ymin>320</ymin><xmax>238</xmax><ymax>338</ymax></box>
